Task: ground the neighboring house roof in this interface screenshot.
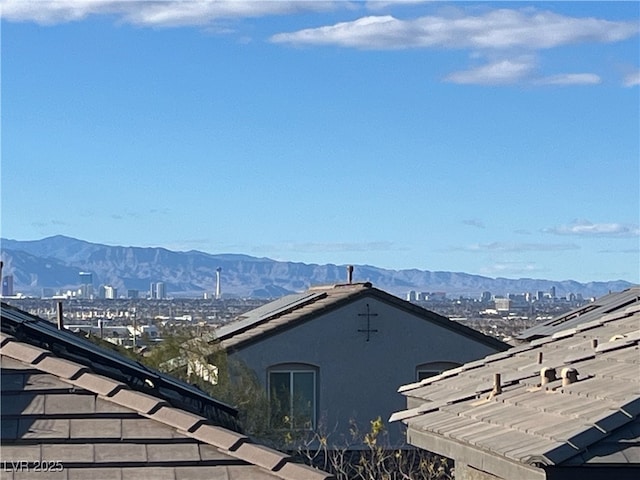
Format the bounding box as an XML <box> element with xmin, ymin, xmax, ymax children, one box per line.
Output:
<box><xmin>517</xmin><ymin>286</ymin><xmax>640</xmax><ymax>341</ymax></box>
<box><xmin>0</xmin><ymin>302</ymin><xmax>333</xmax><ymax>480</ymax></box>
<box><xmin>212</xmin><ymin>282</ymin><xmax>508</xmax><ymax>351</ymax></box>
<box><xmin>390</xmin><ymin>296</ymin><xmax>640</xmax><ymax>478</ymax></box>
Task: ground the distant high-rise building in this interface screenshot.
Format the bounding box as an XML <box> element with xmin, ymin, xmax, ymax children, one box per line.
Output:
<box><xmin>2</xmin><ymin>275</ymin><xmax>14</xmax><ymax>296</ymax></box>
<box><xmin>406</xmin><ymin>291</ymin><xmax>416</xmax><ymax>302</ymax></box>
<box><xmin>550</xmin><ymin>286</ymin><xmax>557</xmax><ymax>299</ymax></box>
<box><xmin>104</xmin><ymin>286</ymin><xmax>117</xmax><ymax>299</ymax></box>
<box><xmin>127</xmin><ymin>289</ymin><xmax>139</xmax><ymax>299</ymax></box>
<box><xmin>150</xmin><ymin>282</ymin><xmax>166</xmax><ymax>300</ymax></box>
<box><xmin>79</xmin><ymin>272</ymin><xmax>93</xmax><ymax>285</ymax></box>
<box><xmin>156</xmin><ymin>282</ymin><xmax>166</xmax><ymax>300</ymax></box>
<box><xmin>481</xmin><ymin>291</ymin><xmax>492</xmax><ymax>303</ymax></box>
<box><xmin>79</xmin><ymin>272</ymin><xmax>94</xmax><ymax>299</ymax></box>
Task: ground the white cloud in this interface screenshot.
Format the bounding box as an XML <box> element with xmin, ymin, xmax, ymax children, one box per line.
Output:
<box><xmin>270</xmin><ymin>9</ymin><xmax>639</xmax><ymax>50</ymax></box>
<box><xmin>445</xmin><ymin>58</ymin><xmax>534</xmax><ymax>85</ymax></box>
<box><xmin>536</xmin><ymin>73</ymin><xmax>602</xmax><ymax>86</ymax></box>
<box><xmin>544</xmin><ymin>220</ymin><xmax>640</xmax><ymax>237</ymax></box>
<box><xmin>623</xmin><ymin>71</ymin><xmax>640</xmax><ymax>87</ymax></box>
<box><xmin>462</xmin><ymin>242</ymin><xmax>579</xmax><ymax>252</ymax></box>
<box><xmin>0</xmin><ymin>0</ymin><xmax>341</xmax><ymax>26</ymax></box>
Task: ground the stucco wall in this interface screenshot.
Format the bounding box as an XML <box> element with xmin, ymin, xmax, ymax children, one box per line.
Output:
<box><xmin>228</xmin><ymin>295</ymin><xmax>500</xmax><ymax>446</ymax></box>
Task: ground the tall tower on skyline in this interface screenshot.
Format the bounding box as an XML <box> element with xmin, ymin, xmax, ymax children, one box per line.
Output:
<box><xmin>215</xmin><ymin>267</ymin><xmax>222</xmax><ymax>300</ymax></box>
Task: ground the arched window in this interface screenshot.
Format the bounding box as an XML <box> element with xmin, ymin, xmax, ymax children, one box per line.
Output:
<box><xmin>415</xmin><ymin>361</ymin><xmax>461</xmax><ymax>381</ymax></box>
<box><xmin>268</xmin><ymin>363</ymin><xmax>318</xmax><ymax>430</ymax></box>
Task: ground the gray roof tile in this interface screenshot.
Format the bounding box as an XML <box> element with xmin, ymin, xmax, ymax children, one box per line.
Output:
<box><xmin>107</xmin><ymin>388</ymin><xmax>166</xmax><ymax>414</ymax></box>
<box><xmin>70</xmin><ymin>418</ymin><xmax>122</xmax><ymax>439</ymax></box>
<box><xmin>13</xmin><ymin>469</ymin><xmax>67</xmax><ymax>480</ymax></box>
<box><xmin>36</xmin><ymin>356</ymin><xmax>88</xmax><ymax>380</ymax></box>
<box><xmin>230</xmin><ymin>443</ymin><xmax>289</xmax><ymax>471</ymax></box>
<box><xmin>1</xmin><ymin>303</ymin><xmax>334</xmax><ymax>480</ymax></box>
<box><xmin>191</xmin><ymin>424</ymin><xmax>248</xmax><ymax>451</ymax></box>
<box><xmin>0</xmin><ymin>445</ymin><xmax>41</xmax><ymax>462</ymax></box>
<box><xmin>42</xmin><ymin>443</ymin><xmax>95</xmax><ymax>463</ymax></box>
<box><xmin>68</xmin><ymin>468</ymin><xmax>123</xmax><ymax>480</ymax></box>
<box><xmin>121</xmin><ymin>418</ymin><xmax>181</xmax><ymax>439</ymax></box>
<box><xmin>146</xmin><ymin>443</ymin><xmax>201</xmax><ymax>462</ymax></box>
<box><xmin>394</xmin><ymin>290</ymin><xmax>640</xmax><ymax>469</ymax></box>
<box><xmin>0</xmin><ymin>340</ymin><xmax>49</xmax><ymax>365</ymax></box>
<box><xmin>121</xmin><ymin>467</ymin><xmax>175</xmax><ymax>480</ymax></box>
<box><xmin>23</xmin><ymin>373</ymin><xmax>73</xmax><ymax>391</ymax></box>
<box><xmin>44</xmin><ymin>393</ymin><xmax>95</xmax><ymax>414</ymax></box>
<box><xmin>148</xmin><ymin>405</ymin><xmax>206</xmax><ymax>432</ymax></box>
<box><xmin>94</xmin><ymin>443</ymin><xmax>148</xmax><ymax>463</ymax></box>
<box><xmin>19</xmin><ymin>418</ymin><xmax>70</xmax><ymax>439</ymax></box>
<box><xmin>72</xmin><ymin>372</ymin><xmax>125</xmax><ymax>396</ymax></box>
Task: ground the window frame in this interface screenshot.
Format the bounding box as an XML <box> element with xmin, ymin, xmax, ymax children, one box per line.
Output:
<box><xmin>268</xmin><ymin>365</ymin><xmax>317</xmax><ymax>430</ymax></box>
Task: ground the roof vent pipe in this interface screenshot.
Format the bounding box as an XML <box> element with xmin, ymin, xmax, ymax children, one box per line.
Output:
<box><xmin>493</xmin><ymin>373</ymin><xmax>502</xmax><ymax>395</ymax></box>
<box><xmin>537</xmin><ymin>351</ymin><xmax>543</xmax><ymax>364</ymax></box>
<box><xmin>540</xmin><ymin>367</ymin><xmax>556</xmax><ymax>385</ymax></box>
<box><xmin>561</xmin><ymin>367</ymin><xmax>578</xmax><ymax>386</ymax></box>
<box><xmin>56</xmin><ymin>301</ymin><xmax>64</xmax><ymax>330</ymax></box>
<box><xmin>591</xmin><ymin>338</ymin><xmax>598</xmax><ymax>349</ymax></box>
<box><xmin>347</xmin><ymin>265</ymin><xmax>354</xmax><ymax>284</ymax></box>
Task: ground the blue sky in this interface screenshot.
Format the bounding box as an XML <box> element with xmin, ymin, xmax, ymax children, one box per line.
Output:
<box><xmin>1</xmin><ymin>1</ymin><xmax>639</xmax><ymax>283</ymax></box>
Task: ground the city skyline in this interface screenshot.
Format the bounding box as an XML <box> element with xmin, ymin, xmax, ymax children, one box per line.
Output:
<box><xmin>1</xmin><ymin>1</ymin><xmax>638</xmax><ymax>283</ymax></box>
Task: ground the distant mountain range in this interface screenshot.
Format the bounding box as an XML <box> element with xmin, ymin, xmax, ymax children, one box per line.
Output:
<box><xmin>0</xmin><ymin>235</ymin><xmax>635</xmax><ymax>299</ymax></box>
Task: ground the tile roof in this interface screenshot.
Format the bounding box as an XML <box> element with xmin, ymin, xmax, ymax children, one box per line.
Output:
<box><xmin>517</xmin><ymin>286</ymin><xmax>640</xmax><ymax>341</ymax></box>
<box><xmin>0</xmin><ymin>302</ymin><xmax>333</xmax><ymax>480</ymax></box>
<box><xmin>212</xmin><ymin>283</ymin><xmax>508</xmax><ymax>351</ymax></box>
<box><xmin>390</xmin><ymin>296</ymin><xmax>640</xmax><ymax>469</ymax></box>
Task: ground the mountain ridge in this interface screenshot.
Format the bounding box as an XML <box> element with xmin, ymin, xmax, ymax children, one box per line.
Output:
<box><xmin>0</xmin><ymin>235</ymin><xmax>635</xmax><ymax>298</ymax></box>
